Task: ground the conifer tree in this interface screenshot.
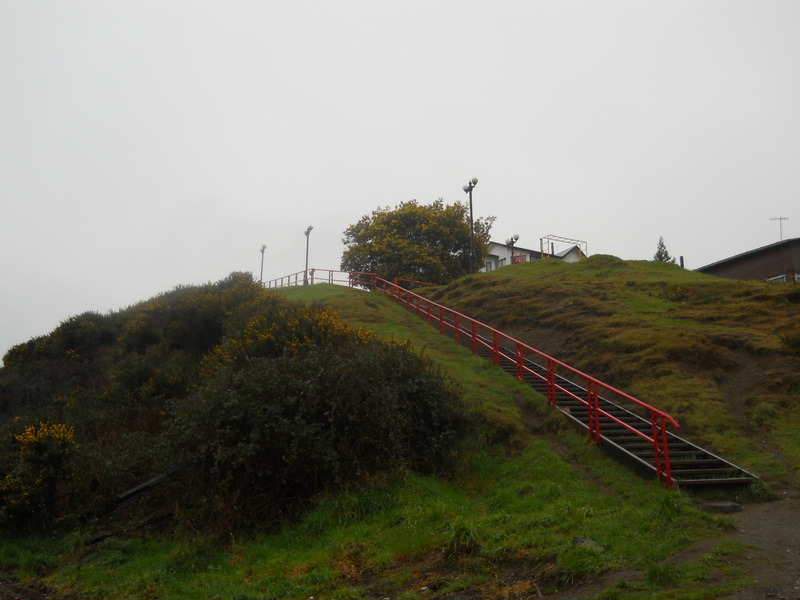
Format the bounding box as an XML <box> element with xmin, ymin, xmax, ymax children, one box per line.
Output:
<box><xmin>653</xmin><ymin>236</ymin><xmax>676</xmax><ymax>263</ymax></box>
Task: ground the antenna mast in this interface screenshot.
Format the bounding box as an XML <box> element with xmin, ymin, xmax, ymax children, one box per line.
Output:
<box><xmin>770</xmin><ymin>217</ymin><xmax>789</xmax><ymax>241</ymax></box>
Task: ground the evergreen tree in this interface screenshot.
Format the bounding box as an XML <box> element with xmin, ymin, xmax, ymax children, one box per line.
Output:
<box><xmin>653</xmin><ymin>236</ymin><xmax>676</xmax><ymax>263</ymax></box>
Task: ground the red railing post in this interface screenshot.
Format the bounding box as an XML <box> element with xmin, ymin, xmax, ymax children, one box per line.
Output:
<box><xmin>651</xmin><ymin>414</ymin><xmax>673</xmax><ymax>488</ymax></box>
<box><xmin>515</xmin><ymin>342</ymin><xmax>525</xmax><ymax>381</ymax></box>
<box><xmin>660</xmin><ymin>417</ymin><xmax>673</xmax><ymax>488</ymax></box>
<box><xmin>650</xmin><ymin>413</ymin><xmax>663</xmax><ymax>482</ymax></box>
<box><xmin>439</xmin><ymin>306</ymin><xmax>445</xmax><ymax>334</ymax></box>
<box><xmin>546</xmin><ymin>358</ymin><xmax>557</xmax><ymax>407</ymax></box>
<box><xmin>587</xmin><ymin>379</ymin><xmax>600</xmax><ymax>443</ymax></box>
<box><xmin>454</xmin><ymin>315</ymin><xmax>460</xmax><ymax>344</ymax></box>
<box><xmin>471</xmin><ymin>321</ymin><xmax>478</xmax><ymax>354</ymax></box>
<box><xmin>492</xmin><ymin>332</ymin><xmax>500</xmax><ymax>366</ymax></box>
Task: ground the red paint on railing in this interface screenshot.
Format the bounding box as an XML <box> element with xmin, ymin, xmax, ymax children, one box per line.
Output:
<box><xmin>266</xmin><ymin>268</ymin><xmax>682</xmax><ymax>487</ymax></box>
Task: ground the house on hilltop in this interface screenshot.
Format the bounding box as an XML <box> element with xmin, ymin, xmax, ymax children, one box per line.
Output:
<box><xmin>482</xmin><ymin>238</ymin><xmax>585</xmax><ymax>272</ymax></box>
<box><xmin>696</xmin><ymin>238</ymin><xmax>800</xmax><ymax>282</ymax></box>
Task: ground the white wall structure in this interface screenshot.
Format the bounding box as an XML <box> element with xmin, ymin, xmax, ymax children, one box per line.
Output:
<box><xmin>482</xmin><ymin>240</ymin><xmax>585</xmax><ymax>272</ymax></box>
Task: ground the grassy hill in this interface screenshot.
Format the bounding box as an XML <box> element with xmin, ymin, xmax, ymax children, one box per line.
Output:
<box><xmin>0</xmin><ymin>258</ymin><xmax>798</xmax><ymax>599</ymax></box>
<box><xmin>423</xmin><ymin>255</ymin><xmax>800</xmax><ymax>491</ymax></box>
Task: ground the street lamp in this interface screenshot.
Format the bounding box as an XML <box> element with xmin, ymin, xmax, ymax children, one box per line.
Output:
<box><xmin>304</xmin><ymin>225</ymin><xmax>313</xmax><ymax>284</ymax></box>
<box><xmin>505</xmin><ymin>234</ymin><xmax>519</xmax><ymax>265</ymax></box>
<box><xmin>259</xmin><ymin>244</ymin><xmax>266</xmax><ymax>284</ymax></box>
<box><xmin>462</xmin><ymin>177</ymin><xmax>478</xmax><ymax>273</ymax></box>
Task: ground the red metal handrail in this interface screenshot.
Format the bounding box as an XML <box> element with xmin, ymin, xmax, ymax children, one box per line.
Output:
<box><xmin>369</xmin><ymin>277</ymin><xmax>680</xmax><ymax>487</ymax></box>
<box><xmin>266</xmin><ymin>268</ymin><xmax>682</xmax><ymax>486</ymax></box>
<box><xmin>393</xmin><ymin>277</ymin><xmax>437</xmax><ymax>289</ymax></box>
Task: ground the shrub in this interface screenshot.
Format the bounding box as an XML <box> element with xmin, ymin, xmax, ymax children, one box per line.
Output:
<box><xmin>168</xmin><ymin>337</ymin><xmax>468</xmax><ymax>530</ymax></box>
<box><xmin>0</xmin><ymin>273</ymin><xmax>472</xmax><ymax>533</ymax></box>
<box><xmin>0</xmin><ymin>421</ymin><xmax>76</xmax><ymax>530</ymax></box>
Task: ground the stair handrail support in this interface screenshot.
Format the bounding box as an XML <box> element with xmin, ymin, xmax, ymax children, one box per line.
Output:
<box><xmin>546</xmin><ymin>358</ymin><xmax>558</xmax><ymax>408</ymax></box>
<box><xmin>515</xmin><ymin>342</ymin><xmax>525</xmax><ymax>381</ymax></box>
<box><xmin>588</xmin><ymin>379</ymin><xmax>600</xmax><ymax>444</ymax></box>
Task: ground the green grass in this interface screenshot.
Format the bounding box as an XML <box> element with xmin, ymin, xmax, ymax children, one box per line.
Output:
<box><xmin>4</xmin><ymin>447</ymin><xmax>726</xmax><ymax>600</ymax></box>
<box><xmin>424</xmin><ymin>256</ymin><xmax>800</xmax><ymax>490</ymax></box>
<box><xmin>4</xmin><ymin>259</ymin><xmax>797</xmax><ymax>599</ymax></box>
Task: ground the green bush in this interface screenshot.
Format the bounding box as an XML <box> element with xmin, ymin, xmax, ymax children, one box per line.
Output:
<box><xmin>168</xmin><ymin>337</ymin><xmax>468</xmax><ymax>530</ymax></box>
<box><xmin>0</xmin><ymin>272</ymin><xmax>471</xmax><ymax>534</ymax></box>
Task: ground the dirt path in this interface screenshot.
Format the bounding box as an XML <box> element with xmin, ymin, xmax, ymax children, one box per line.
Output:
<box><xmin>553</xmin><ymin>493</ymin><xmax>800</xmax><ymax>600</ymax></box>
<box><xmin>725</xmin><ymin>495</ymin><xmax>800</xmax><ymax>599</ymax></box>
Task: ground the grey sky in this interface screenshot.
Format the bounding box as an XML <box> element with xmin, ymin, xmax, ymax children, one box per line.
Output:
<box><xmin>2</xmin><ymin>1</ymin><xmax>798</xmax><ymax>359</ymax></box>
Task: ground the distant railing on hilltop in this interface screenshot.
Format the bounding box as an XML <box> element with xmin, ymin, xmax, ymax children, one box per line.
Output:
<box><xmin>264</xmin><ymin>269</ymin><xmax>436</xmax><ymax>291</ymax></box>
<box><xmin>264</xmin><ymin>269</ymin><xmax>376</xmax><ymax>289</ymax></box>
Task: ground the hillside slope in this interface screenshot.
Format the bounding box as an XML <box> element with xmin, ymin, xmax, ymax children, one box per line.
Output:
<box><xmin>423</xmin><ymin>255</ymin><xmax>800</xmax><ymax>491</ymax></box>
<box><xmin>1</xmin><ymin>265</ymin><xmax>798</xmax><ymax>600</ymax></box>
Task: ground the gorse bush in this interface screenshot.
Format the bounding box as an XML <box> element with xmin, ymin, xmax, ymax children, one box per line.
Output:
<box><xmin>170</xmin><ymin>338</ymin><xmax>467</xmax><ymax>529</ymax></box>
<box><xmin>0</xmin><ymin>273</ymin><xmax>469</xmax><ymax>532</ymax></box>
<box><xmin>0</xmin><ymin>421</ymin><xmax>76</xmax><ymax>531</ymax></box>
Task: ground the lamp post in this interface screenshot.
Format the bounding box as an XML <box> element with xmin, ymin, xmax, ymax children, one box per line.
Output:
<box><xmin>304</xmin><ymin>225</ymin><xmax>313</xmax><ymax>285</ymax></box>
<box><xmin>505</xmin><ymin>234</ymin><xmax>519</xmax><ymax>265</ymax></box>
<box><xmin>259</xmin><ymin>244</ymin><xmax>266</xmax><ymax>284</ymax></box>
<box><xmin>462</xmin><ymin>177</ymin><xmax>478</xmax><ymax>273</ymax></box>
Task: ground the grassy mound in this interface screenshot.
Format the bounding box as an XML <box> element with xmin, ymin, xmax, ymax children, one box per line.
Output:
<box><xmin>425</xmin><ymin>256</ymin><xmax>800</xmax><ymax>489</ymax></box>
<box><xmin>1</xmin><ymin>259</ymin><xmax>798</xmax><ymax>599</ymax></box>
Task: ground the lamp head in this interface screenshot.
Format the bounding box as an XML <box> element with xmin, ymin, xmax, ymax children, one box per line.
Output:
<box><xmin>471</xmin><ymin>177</ymin><xmax>478</xmax><ymax>185</ymax></box>
<box><xmin>261</xmin><ymin>244</ymin><xmax>266</xmax><ymax>252</ymax></box>
<box><xmin>462</xmin><ymin>184</ymin><xmax>470</xmax><ymax>193</ymax></box>
<box><xmin>513</xmin><ymin>233</ymin><xmax>519</xmax><ymax>241</ymax></box>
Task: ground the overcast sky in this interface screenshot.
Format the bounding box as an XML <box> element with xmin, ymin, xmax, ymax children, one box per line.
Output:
<box><xmin>2</xmin><ymin>1</ymin><xmax>798</xmax><ymax>360</ymax></box>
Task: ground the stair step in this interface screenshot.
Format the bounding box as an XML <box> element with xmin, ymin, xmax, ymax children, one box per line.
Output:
<box><xmin>668</xmin><ymin>458</ymin><xmax>727</xmax><ymax>466</ymax></box>
<box><xmin>675</xmin><ymin>476</ymin><xmax>757</xmax><ymax>486</ymax></box>
<box><xmin>671</xmin><ymin>468</ymin><xmax>743</xmax><ymax>476</ymax></box>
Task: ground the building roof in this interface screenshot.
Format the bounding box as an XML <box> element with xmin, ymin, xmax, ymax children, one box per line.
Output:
<box><xmin>696</xmin><ymin>237</ymin><xmax>800</xmax><ymax>281</ymax></box>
